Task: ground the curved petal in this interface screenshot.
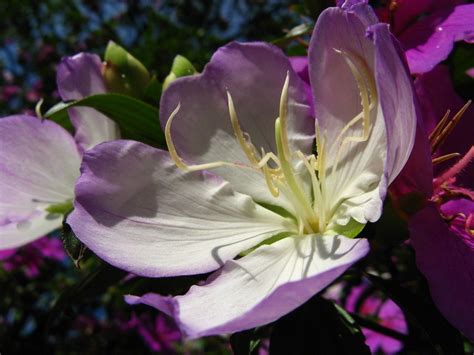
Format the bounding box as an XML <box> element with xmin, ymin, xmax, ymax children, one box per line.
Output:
<box><xmin>410</xmin><ymin>204</ymin><xmax>474</xmax><ymax>340</ymax></box>
<box><xmin>309</xmin><ymin>5</ymin><xmax>416</xmax><ymax>224</ymax></box>
<box><xmin>0</xmin><ymin>116</ymin><xmax>79</xmax><ymax>248</ymax></box>
<box><xmin>289</xmin><ymin>56</ymin><xmax>313</xmax><ymax>115</ymax></box>
<box><xmin>126</xmin><ymin>234</ymin><xmax>369</xmax><ymax>338</ymax></box>
<box><xmin>400</xmin><ymin>4</ymin><xmax>474</xmax><ymax>74</ymax></box>
<box><xmin>0</xmin><ymin>116</ymin><xmax>80</xmax><ymax>218</ymax></box>
<box><xmin>57</xmin><ymin>52</ymin><xmax>120</xmax><ymax>151</ymax></box>
<box><xmin>0</xmin><ymin>212</ymin><xmax>62</xmax><ymax>249</ymax></box>
<box><xmin>68</xmin><ymin>140</ymin><xmax>288</xmax><ymax>277</ymax></box>
<box><xmin>371</xmin><ymin>24</ymin><xmax>417</xmax><ymax>183</ymax></box>
<box><xmin>160</xmin><ymin>42</ymin><xmax>313</xmax><ymax>209</ymax></box>
<box><xmin>309</xmin><ymin>5</ymin><xmax>384</xmax><ymax>225</ymax></box>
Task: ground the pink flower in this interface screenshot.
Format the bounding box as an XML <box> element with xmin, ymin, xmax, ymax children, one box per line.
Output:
<box><xmin>377</xmin><ymin>0</ymin><xmax>474</xmax><ymax>74</ymax></box>
<box><xmin>0</xmin><ymin>236</ymin><xmax>66</xmax><ymax>278</ymax></box>
<box><xmin>328</xmin><ymin>282</ymin><xmax>408</xmax><ymax>353</ymax></box>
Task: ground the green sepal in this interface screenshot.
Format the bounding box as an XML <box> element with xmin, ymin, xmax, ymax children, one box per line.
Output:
<box><xmin>327</xmin><ymin>218</ymin><xmax>365</xmax><ymax>239</ymax></box>
<box><xmin>45</xmin><ymin>200</ymin><xmax>73</xmax><ymax>215</ymax></box>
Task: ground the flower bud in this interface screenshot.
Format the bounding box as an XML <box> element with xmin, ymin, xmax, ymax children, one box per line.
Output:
<box><xmin>103</xmin><ymin>41</ymin><xmax>150</xmax><ymax>97</ymax></box>
<box><xmin>162</xmin><ymin>55</ymin><xmax>197</xmax><ymax>90</ymax></box>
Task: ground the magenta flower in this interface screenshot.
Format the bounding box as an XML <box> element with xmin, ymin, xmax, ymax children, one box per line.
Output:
<box><xmin>125</xmin><ymin>312</ymin><xmax>181</xmax><ymax>353</ymax></box>
<box><xmin>376</xmin><ymin>0</ymin><xmax>474</xmax><ymax>74</ymax></box>
<box><xmin>345</xmin><ymin>284</ymin><xmax>407</xmax><ymax>353</ymax></box>
<box><xmin>0</xmin><ymin>53</ymin><xmax>119</xmax><ymax>250</ymax></box>
<box><xmin>410</xmin><ymin>149</ymin><xmax>474</xmax><ymax>341</ymax></box>
<box><xmin>68</xmin><ymin>3</ymin><xmax>417</xmax><ymax>338</ymax></box>
<box><xmin>394</xmin><ymin>63</ymin><xmax>474</xmax><ymax>339</ymax></box>
<box><xmin>415</xmin><ymin>64</ymin><xmax>473</xmax><ymax>186</ymax></box>
<box><xmin>0</xmin><ymin>236</ymin><xmax>66</xmax><ymax>278</ymax></box>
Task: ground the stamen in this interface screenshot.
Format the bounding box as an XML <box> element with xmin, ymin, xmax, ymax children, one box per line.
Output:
<box><xmin>431</xmin><ymin>100</ymin><xmax>471</xmax><ymax>153</ymax></box>
<box><xmin>432</xmin><ymin>152</ymin><xmax>461</xmax><ymax>165</ymax></box>
<box><xmin>296</xmin><ymin>151</ymin><xmax>322</xmax><ymax>219</ymax></box>
<box><xmin>278</xmin><ymin>72</ymin><xmax>292</xmax><ymax>160</ymax></box>
<box><xmin>429</xmin><ymin>109</ymin><xmax>450</xmax><ymax>147</ymax></box>
<box><xmin>227</xmin><ymin>92</ymin><xmax>261</xmax><ymax>166</ymax></box>
<box><xmin>332</xmin><ymin>49</ymin><xmax>377</xmax><ymax>175</ymax></box>
<box><xmin>165</xmin><ymin>103</ymin><xmax>253</xmax><ymax>172</ymax></box>
<box><xmin>276</xmin><ymin>118</ymin><xmax>317</xmax><ymax>232</ymax></box>
<box><xmin>434</xmin><ymin>145</ymin><xmax>474</xmax><ymax>188</ymax></box>
<box><xmin>263</xmin><ymin>164</ymin><xmax>280</xmax><ymax>197</ymax></box>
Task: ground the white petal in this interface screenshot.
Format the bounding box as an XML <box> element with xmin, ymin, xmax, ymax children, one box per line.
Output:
<box><xmin>127</xmin><ymin>234</ymin><xmax>369</xmax><ymax>338</ymax></box>
<box><xmin>68</xmin><ymin>140</ymin><xmax>289</xmax><ymax>277</ymax></box>
<box><xmin>0</xmin><ymin>116</ymin><xmax>80</xmax><ymax>220</ymax></box>
<box><xmin>57</xmin><ymin>53</ymin><xmax>120</xmax><ymax>151</ymax></box>
<box><xmin>0</xmin><ymin>212</ymin><xmax>63</xmax><ymax>249</ymax></box>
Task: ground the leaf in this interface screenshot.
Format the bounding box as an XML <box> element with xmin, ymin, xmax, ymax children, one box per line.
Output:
<box><xmin>44</xmin><ymin>93</ymin><xmax>164</xmax><ymax>147</ymax></box>
<box><xmin>365</xmin><ymin>273</ymin><xmax>464</xmax><ymax>354</ymax></box>
<box><xmin>60</xmin><ymin>222</ymin><xmax>88</xmax><ymax>269</ymax></box>
<box><xmin>269</xmin><ymin>296</ymin><xmax>370</xmax><ymax>355</ymax></box>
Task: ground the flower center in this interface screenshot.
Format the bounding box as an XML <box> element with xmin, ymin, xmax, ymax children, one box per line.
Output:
<box><xmin>165</xmin><ymin>50</ymin><xmax>377</xmax><ymax>236</ymax></box>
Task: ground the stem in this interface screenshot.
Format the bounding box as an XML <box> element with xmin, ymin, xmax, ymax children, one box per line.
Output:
<box><xmin>350</xmin><ymin>313</ymin><xmax>408</xmax><ymax>342</ymax></box>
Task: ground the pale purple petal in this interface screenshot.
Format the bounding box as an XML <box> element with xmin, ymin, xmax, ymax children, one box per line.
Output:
<box><xmin>0</xmin><ymin>212</ymin><xmax>63</xmax><ymax>250</ymax></box>
<box><xmin>68</xmin><ymin>140</ymin><xmax>287</xmax><ymax>277</ymax></box>
<box><xmin>57</xmin><ymin>53</ymin><xmax>120</xmax><ymax>151</ymax></box>
<box><xmin>126</xmin><ymin>235</ymin><xmax>369</xmax><ymax>338</ymax></box>
<box><xmin>371</xmin><ymin>24</ymin><xmax>418</xmax><ymax>184</ymax></box>
<box><xmin>0</xmin><ymin>115</ymin><xmax>80</xmax><ymax>248</ymax></box>
<box><xmin>390</xmin><ymin>115</ymin><xmax>434</xmax><ymax>198</ymax></box>
<box><xmin>309</xmin><ymin>5</ymin><xmax>416</xmax><ymax>225</ymax></box>
<box><xmin>410</xmin><ymin>203</ymin><xmax>474</xmax><ymax>340</ymax></box>
<box><xmin>289</xmin><ymin>56</ymin><xmax>313</xmax><ymax>115</ymax></box>
<box><xmin>160</xmin><ymin>42</ymin><xmax>313</xmax><ymax>210</ymax></box>
<box><xmin>399</xmin><ymin>4</ymin><xmax>474</xmax><ymax>74</ymax></box>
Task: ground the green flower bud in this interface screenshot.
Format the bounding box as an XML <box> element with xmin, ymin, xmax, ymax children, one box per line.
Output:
<box><xmin>103</xmin><ymin>41</ymin><xmax>150</xmax><ymax>97</ymax></box>
<box><xmin>163</xmin><ymin>55</ymin><xmax>197</xmax><ymax>90</ymax></box>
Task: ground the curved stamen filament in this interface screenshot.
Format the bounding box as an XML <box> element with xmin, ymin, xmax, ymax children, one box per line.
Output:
<box><xmin>315</xmin><ymin>119</ymin><xmax>327</xmax><ymax>230</ymax></box>
<box><xmin>165</xmin><ymin>103</ymin><xmax>254</xmax><ymax>172</ymax></box>
<box><xmin>331</xmin><ymin>49</ymin><xmax>378</xmax><ymax>175</ymax></box>
<box><xmin>276</xmin><ymin>118</ymin><xmax>317</xmax><ymax>232</ymax></box>
<box><xmin>227</xmin><ymin>92</ymin><xmax>261</xmax><ymax>166</ymax></box>
<box><xmin>278</xmin><ymin>72</ymin><xmax>292</xmax><ymax>160</ymax></box>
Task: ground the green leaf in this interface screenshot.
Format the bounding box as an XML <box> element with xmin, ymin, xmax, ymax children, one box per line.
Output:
<box><xmin>365</xmin><ymin>273</ymin><xmax>464</xmax><ymax>354</ymax></box>
<box><xmin>61</xmin><ymin>222</ymin><xmax>88</xmax><ymax>268</ymax></box>
<box><xmin>144</xmin><ymin>75</ymin><xmax>162</xmax><ymax>103</ymax></box>
<box><xmin>44</xmin><ymin>93</ymin><xmax>164</xmax><ymax>147</ymax></box>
